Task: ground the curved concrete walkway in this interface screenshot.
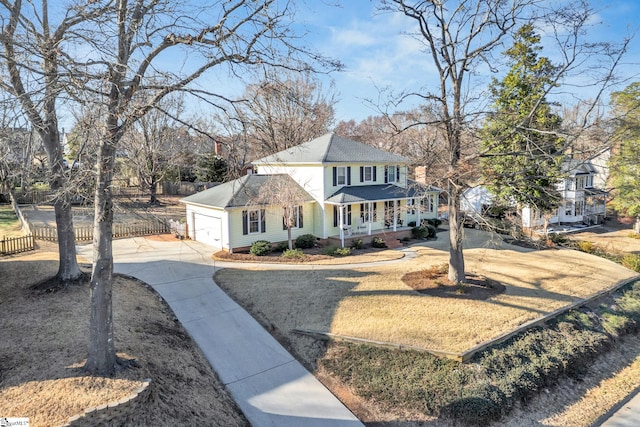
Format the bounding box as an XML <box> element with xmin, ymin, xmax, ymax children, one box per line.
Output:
<box><xmin>78</xmin><ymin>238</ymin><xmax>364</xmax><ymax>427</ymax></box>
<box><xmin>76</xmin><ymin>231</ymin><xmax>640</xmax><ymax>426</ymax></box>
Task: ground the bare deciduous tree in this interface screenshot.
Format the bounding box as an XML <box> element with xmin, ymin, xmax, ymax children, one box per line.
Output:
<box><xmin>0</xmin><ymin>0</ymin><xmax>109</xmax><ymax>281</ymax></box>
<box><xmin>381</xmin><ymin>0</ymin><xmax>630</xmax><ymax>283</ymax></box>
<box><xmin>67</xmin><ymin>0</ymin><xmax>339</xmax><ymax>375</ymax></box>
<box><xmin>120</xmin><ymin>95</ymin><xmax>188</xmax><ymax>204</ymax></box>
<box><xmin>239</xmin><ymin>70</ymin><xmax>337</xmax><ymax>157</ymax></box>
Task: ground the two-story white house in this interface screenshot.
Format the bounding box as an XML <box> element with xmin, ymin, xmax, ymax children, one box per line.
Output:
<box><xmin>181</xmin><ymin>133</ymin><xmax>440</xmax><ymax>252</ymax></box>
<box><xmin>522</xmin><ymin>151</ymin><xmax>609</xmax><ymax>228</ymax></box>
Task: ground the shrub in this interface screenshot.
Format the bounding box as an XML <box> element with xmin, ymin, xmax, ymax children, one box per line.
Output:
<box><xmin>412</xmin><ymin>226</ymin><xmax>428</xmax><ymax>239</ymax></box>
<box><xmin>575</xmin><ymin>240</ymin><xmax>596</xmax><ymax>254</ymax></box>
<box><xmin>249</xmin><ymin>240</ymin><xmax>272</xmax><ymax>256</ymax></box>
<box><xmin>422</xmin><ymin>218</ymin><xmax>442</xmax><ymax>228</ymax></box>
<box><xmin>621</xmin><ymin>253</ymin><xmax>640</xmax><ymax>273</ymax></box>
<box><xmin>281</xmin><ymin>248</ymin><xmax>304</xmax><ymax>259</ymax></box>
<box><xmin>323</xmin><ymin>245</ymin><xmax>339</xmax><ymax>255</ymax></box>
<box><xmin>324</xmin><ymin>246</ymin><xmax>351</xmax><ymax>256</ymax></box>
<box><xmin>372</xmin><ymin>237</ymin><xmax>387</xmax><ymax>248</ymax></box>
<box><xmin>548</xmin><ymin>232</ymin><xmax>569</xmax><ymax>245</ymax></box>
<box><xmin>412</xmin><ymin>224</ymin><xmax>437</xmax><ymax>239</ymax></box>
<box><xmin>440</xmin><ymin>384</ymin><xmax>506</xmax><ymax>426</ymax></box>
<box><xmin>335</xmin><ymin>247</ymin><xmax>351</xmax><ymax>256</ymax></box>
<box><xmin>274</xmin><ymin>241</ymin><xmax>289</xmax><ymax>252</ymax></box>
<box><xmin>350</xmin><ymin>239</ymin><xmax>364</xmax><ymax>250</ymax></box>
<box><xmin>295</xmin><ymin>233</ymin><xmax>316</xmax><ymax>249</ymax></box>
<box><xmin>407</xmin><ymin>221</ymin><xmax>416</xmax><ymax>227</ymax></box>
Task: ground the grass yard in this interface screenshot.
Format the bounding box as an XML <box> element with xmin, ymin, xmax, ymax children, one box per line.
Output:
<box><xmin>216</xmin><ymin>244</ymin><xmax>638</xmax><ymax>353</ymax></box>
<box><xmin>0</xmin><ymin>243</ymin><xmax>247</xmax><ymax>427</ymax></box>
<box><xmin>215</xmin><ymin>234</ymin><xmax>640</xmax><ymax>426</ymax></box>
<box><xmin>0</xmin><ymin>204</ymin><xmax>24</xmax><ymax>238</ymax></box>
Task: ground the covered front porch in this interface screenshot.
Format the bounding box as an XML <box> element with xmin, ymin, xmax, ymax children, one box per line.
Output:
<box><xmin>325</xmin><ymin>183</ymin><xmax>439</xmax><ymax>248</ymax></box>
<box><xmin>327</xmin><ymin>226</ymin><xmax>414</xmax><ymax>248</ymax></box>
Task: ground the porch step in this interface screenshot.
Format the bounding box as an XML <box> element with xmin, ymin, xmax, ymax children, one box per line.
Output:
<box><xmin>383</xmin><ymin>238</ymin><xmax>404</xmax><ymax>249</ymax></box>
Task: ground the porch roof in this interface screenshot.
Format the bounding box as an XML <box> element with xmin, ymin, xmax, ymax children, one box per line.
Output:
<box><xmin>325</xmin><ymin>181</ymin><xmax>439</xmax><ymax>205</ymax></box>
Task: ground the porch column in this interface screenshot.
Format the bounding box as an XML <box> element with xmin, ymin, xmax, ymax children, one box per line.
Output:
<box><xmin>393</xmin><ymin>200</ymin><xmax>398</xmax><ymax>231</ymax></box>
<box><xmin>368</xmin><ymin>202</ymin><xmax>372</xmax><ymax>235</ymax></box>
<box><xmin>417</xmin><ymin>197</ymin><xmax>422</xmax><ymax>226</ymax></box>
<box><xmin>339</xmin><ymin>204</ymin><xmax>345</xmax><ymax>248</ymax></box>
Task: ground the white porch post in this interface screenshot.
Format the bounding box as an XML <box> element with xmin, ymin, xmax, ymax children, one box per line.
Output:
<box><xmin>339</xmin><ymin>204</ymin><xmax>345</xmax><ymax>248</ymax></box>
<box><xmin>368</xmin><ymin>202</ymin><xmax>372</xmax><ymax>235</ymax></box>
<box><xmin>417</xmin><ymin>197</ymin><xmax>422</xmax><ymax>226</ymax></box>
<box><xmin>393</xmin><ymin>200</ymin><xmax>398</xmax><ymax>231</ymax></box>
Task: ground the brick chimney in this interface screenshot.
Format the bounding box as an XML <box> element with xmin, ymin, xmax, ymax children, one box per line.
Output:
<box><xmin>414</xmin><ymin>166</ymin><xmax>427</xmax><ymax>184</ymax></box>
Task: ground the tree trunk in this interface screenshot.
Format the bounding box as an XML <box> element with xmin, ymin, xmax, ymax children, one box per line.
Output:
<box><xmin>85</xmin><ymin>139</ymin><xmax>117</xmax><ymax>376</ymax></box>
<box><xmin>287</xmin><ymin>225</ymin><xmax>293</xmax><ymax>250</ymax></box>
<box><xmin>635</xmin><ymin>216</ymin><xmax>640</xmax><ymax>235</ymax></box>
<box><xmin>149</xmin><ymin>174</ymin><xmax>158</xmax><ymax>205</ymax></box>
<box><xmin>448</xmin><ymin>184</ymin><xmax>465</xmax><ymax>283</ymax></box>
<box><xmin>42</xmin><ymin>130</ymin><xmax>82</xmax><ymax>282</ymax></box>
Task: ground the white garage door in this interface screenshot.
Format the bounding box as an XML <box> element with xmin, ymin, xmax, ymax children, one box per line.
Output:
<box><xmin>193</xmin><ymin>213</ymin><xmax>222</xmax><ymax>248</ymax></box>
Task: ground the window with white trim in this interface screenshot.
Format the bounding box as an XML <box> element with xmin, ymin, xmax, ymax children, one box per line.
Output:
<box><xmin>336</xmin><ymin>167</ymin><xmax>346</xmax><ymax>185</ymax></box>
<box><xmin>249</xmin><ymin>209</ymin><xmax>260</xmax><ymax>233</ymax></box>
<box><xmin>283</xmin><ymin>205</ymin><xmax>303</xmax><ymax>229</ymax></box>
<box><xmin>363</xmin><ymin>166</ymin><xmax>373</xmax><ymax>182</ymax></box>
<box><xmin>387</xmin><ymin>165</ymin><xmax>397</xmax><ymax>183</ymax></box>
<box><xmin>242</xmin><ymin>208</ymin><xmax>266</xmax><ymax>235</ymax></box>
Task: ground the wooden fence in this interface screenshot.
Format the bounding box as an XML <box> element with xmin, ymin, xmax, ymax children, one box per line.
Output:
<box><xmin>1</xmin><ymin>234</ymin><xmax>35</xmax><ymax>256</ymax></box>
<box><xmin>31</xmin><ymin>221</ymin><xmax>170</xmax><ymax>242</ymax></box>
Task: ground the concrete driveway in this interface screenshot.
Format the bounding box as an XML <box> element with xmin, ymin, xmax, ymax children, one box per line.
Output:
<box><xmin>77</xmin><ymin>238</ymin><xmax>363</xmax><ymax>427</ymax></box>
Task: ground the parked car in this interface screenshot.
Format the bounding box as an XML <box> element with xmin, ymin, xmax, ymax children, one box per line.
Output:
<box><xmin>462</xmin><ymin>212</ymin><xmax>482</xmax><ymax>229</ymax></box>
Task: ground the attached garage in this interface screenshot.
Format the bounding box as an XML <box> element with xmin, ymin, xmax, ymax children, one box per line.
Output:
<box><xmin>191</xmin><ymin>212</ymin><xmax>222</xmax><ymax>248</ymax></box>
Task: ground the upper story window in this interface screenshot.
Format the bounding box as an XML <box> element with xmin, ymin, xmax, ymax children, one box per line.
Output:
<box><xmin>337</xmin><ymin>167</ymin><xmax>346</xmax><ymax>185</ymax></box>
<box><xmin>361</xmin><ymin>165</ymin><xmax>376</xmax><ymax>183</ymax></box>
<box><xmin>385</xmin><ymin>165</ymin><xmax>398</xmax><ymax>183</ymax></box>
<box><xmin>575</xmin><ymin>174</ymin><xmax>594</xmax><ymax>189</ymax></box>
<box><xmin>333</xmin><ymin>166</ymin><xmax>351</xmax><ymax>186</ymax></box>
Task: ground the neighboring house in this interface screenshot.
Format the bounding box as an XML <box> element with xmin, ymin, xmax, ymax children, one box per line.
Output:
<box><xmin>181</xmin><ymin>133</ymin><xmax>441</xmax><ymax>252</ymax></box>
<box><xmin>461</xmin><ymin>185</ymin><xmax>495</xmax><ymax>216</ymax></box>
<box><xmin>463</xmin><ymin>150</ymin><xmax>609</xmax><ymax>230</ymax></box>
<box><xmin>523</xmin><ymin>150</ymin><xmax>609</xmax><ymax>228</ymax></box>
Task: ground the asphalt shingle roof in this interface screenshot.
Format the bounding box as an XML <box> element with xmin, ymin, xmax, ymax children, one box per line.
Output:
<box><xmin>252</xmin><ymin>133</ymin><xmax>409</xmax><ymax>165</ymax></box>
<box><xmin>180</xmin><ymin>174</ymin><xmax>314</xmax><ymax>208</ymax></box>
<box><xmin>325</xmin><ymin>180</ymin><xmax>440</xmax><ymax>204</ymax></box>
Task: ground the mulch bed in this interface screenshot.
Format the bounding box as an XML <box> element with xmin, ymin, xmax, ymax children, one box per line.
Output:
<box><xmin>402</xmin><ymin>268</ymin><xmax>505</xmax><ymax>300</ymax></box>
<box><xmin>212</xmin><ymin>250</ymin><xmax>333</xmax><ymax>263</ymax></box>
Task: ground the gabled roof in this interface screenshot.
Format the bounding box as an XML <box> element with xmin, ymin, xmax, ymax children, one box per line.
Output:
<box><xmin>562</xmin><ymin>158</ymin><xmax>596</xmax><ymax>176</ymax></box>
<box><xmin>180</xmin><ymin>174</ymin><xmax>314</xmax><ymax>209</ymax></box>
<box><xmin>252</xmin><ymin>133</ymin><xmax>409</xmax><ymax>165</ymax></box>
<box><xmin>325</xmin><ymin>180</ymin><xmax>441</xmax><ymax>205</ymax></box>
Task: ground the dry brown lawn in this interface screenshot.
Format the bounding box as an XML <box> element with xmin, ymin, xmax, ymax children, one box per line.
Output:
<box><xmin>0</xmin><ymin>205</ymin><xmax>24</xmax><ymax>238</ymax></box>
<box><xmin>0</xmin><ymin>242</ymin><xmax>247</xmax><ymax>427</ymax></box>
<box><xmin>216</xmin><ymin>244</ymin><xmax>638</xmax><ymax>354</ymax></box>
<box><xmin>571</xmin><ymin>215</ymin><xmax>640</xmax><ymax>254</ymax></box>
<box><xmin>215</xmin><ymin>238</ymin><xmax>640</xmax><ymax>427</ymax></box>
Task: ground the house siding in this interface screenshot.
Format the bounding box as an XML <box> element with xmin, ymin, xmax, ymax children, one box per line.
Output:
<box><xmin>256</xmin><ymin>164</ymin><xmax>325</xmax><ymax>204</ymax></box>
<box><xmin>228</xmin><ymin>202</ymin><xmax>316</xmax><ymax>251</ymax></box>
<box><xmin>185</xmin><ymin>204</ymin><xmax>230</xmax><ymax>250</ymax></box>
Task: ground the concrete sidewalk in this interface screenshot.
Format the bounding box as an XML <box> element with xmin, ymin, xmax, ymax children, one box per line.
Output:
<box><xmin>597</xmin><ymin>388</ymin><xmax>640</xmax><ymax>427</ymax></box>
<box><xmin>77</xmin><ymin>238</ymin><xmax>363</xmax><ymax>427</ymax></box>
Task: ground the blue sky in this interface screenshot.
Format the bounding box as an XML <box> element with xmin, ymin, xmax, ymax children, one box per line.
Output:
<box><xmin>294</xmin><ymin>0</ymin><xmax>640</xmax><ymax>124</ymax></box>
